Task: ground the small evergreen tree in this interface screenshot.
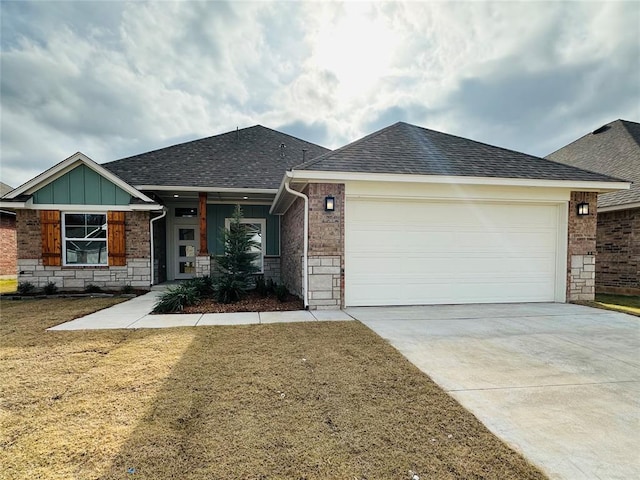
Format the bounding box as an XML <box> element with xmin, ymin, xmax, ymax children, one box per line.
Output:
<box><xmin>215</xmin><ymin>205</ymin><xmax>259</xmax><ymax>303</ymax></box>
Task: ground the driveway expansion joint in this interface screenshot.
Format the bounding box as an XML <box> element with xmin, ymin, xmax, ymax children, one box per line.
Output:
<box><xmin>447</xmin><ymin>379</ymin><xmax>640</xmax><ymax>392</ymax></box>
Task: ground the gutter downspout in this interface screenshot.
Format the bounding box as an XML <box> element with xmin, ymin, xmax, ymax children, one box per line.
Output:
<box><xmin>284</xmin><ymin>175</ymin><xmax>309</xmax><ymax>309</ymax></box>
<box><xmin>149</xmin><ymin>207</ymin><xmax>167</xmax><ymax>287</ymax></box>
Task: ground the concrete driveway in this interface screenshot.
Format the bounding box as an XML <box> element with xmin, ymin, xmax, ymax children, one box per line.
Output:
<box><xmin>348</xmin><ymin>303</ymin><xmax>639</xmax><ymax>480</ymax></box>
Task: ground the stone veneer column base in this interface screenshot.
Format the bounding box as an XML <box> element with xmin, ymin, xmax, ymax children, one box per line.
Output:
<box><xmin>568</xmin><ymin>254</ymin><xmax>595</xmax><ymax>301</ymax></box>
<box><xmin>195</xmin><ymin>255</ymin><xmax>211</xmax><ymax>277</ymax></box>
<box><xmin>17</xmin><ymin>258</ymin><xmax>151</xmax><ymax>290</ymax></box>
<box><xmin>263</xmin><ymin>257</ymin><xmax>281</xmax><ymax>283</ymax></box>
<box><xmin>307</xmin><ymin>255</ymin><xmax>342</xmax><ymax>310</ymax></box>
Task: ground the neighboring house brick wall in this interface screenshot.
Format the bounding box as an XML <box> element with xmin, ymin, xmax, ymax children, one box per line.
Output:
<box><xmin>16</xmin><ymin>209</ymin><xmax>151</xmax><ymax>290</ymax></box>
<box><xmin>307</xmin><ymin>183</ymin><xmax>345</xmax><ymax>310</ymax></box>
<box><xmin>567</xmin><ymin>192</ymin><xmax>598</xmax><ymax>301</ymax></box>
<box><xmin>596</xmin><ymin>207</ymin><xmax>640</xmax><ymax>296</ymax></box>
<box><xmin>0</xmin><ymin>213</ymin><xmax>17</xmax><ymax>276</ymax></box>
<box><xmin>280</xmin><ymin>194</ymin><xmax>304</xmax><ymax>298</ymax></box>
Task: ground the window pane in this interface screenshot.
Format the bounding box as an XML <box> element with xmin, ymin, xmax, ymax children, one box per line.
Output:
<box><xmin>175</xmin><ymin>208</ymin><xmax>197</xmax><ymax>217</ymax></box>
<box><xmin>179</xmin><ymin>228</ymin><xmax>195</xmax><ymax>240</ymax></box>
<box><xmin>179</xmin><ymin>245</ymin><xmax>195</xmax><ymax>257</ymax></box>
<box><xmin>65</xmin><ymin>226</ymin><xmax>86</xmax><ymax>238</ymax></box>
<box><xmin>65</xmin><ymin>213</ymin><xmax>85</xmax><ymax>225</ymax></box>
<box><xmin>179</xmin><ymin>261</ymin><xmax>195</xmax><ymax>274</ymax></box>
<box><xmin>65</xmin><ymin>240</ymin><xmax>107</xmax><ymax>265</ymax></box>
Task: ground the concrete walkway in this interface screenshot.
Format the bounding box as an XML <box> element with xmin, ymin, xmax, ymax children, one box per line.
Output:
<box><xmin>349</xmin><ymin>303</ymin><xmax>640</xmax><ymax>480</ymax></box>
<box><xmin>49</xmin><ymin>291</ymin><xmax>353</xmax><ymax>330</ymax></box>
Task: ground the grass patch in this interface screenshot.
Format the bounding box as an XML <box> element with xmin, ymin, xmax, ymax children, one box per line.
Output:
<box><xmin>593</xmin><ymin>294</ymin><xmax>640</xmax><ymax>316</ymax></box>
<box><xmin>1</xmin><ymin>298</ymin><xmax>546</xmax><ymax>479</ymax></box>
<box><xmin>0</xmin><ymin>278</ymin><xmax>17</xmax><ymax>294</ymax></box>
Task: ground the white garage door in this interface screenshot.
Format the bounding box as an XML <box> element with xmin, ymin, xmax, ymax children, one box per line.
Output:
<box><xmin>345</xmin><ymin>198</ymin><xmax>561</xmax><ymax>306</ymax></box>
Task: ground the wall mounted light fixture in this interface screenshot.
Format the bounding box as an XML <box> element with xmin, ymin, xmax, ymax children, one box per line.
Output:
<box><xmin>325</xmin><ymin>195</ymin><xmax>335</xmax><ymax>212</ymax></box>
<box><xmin>577</xmin><ymin>202</ymin><xmax>589</xmax><ymax>216</ymax></box>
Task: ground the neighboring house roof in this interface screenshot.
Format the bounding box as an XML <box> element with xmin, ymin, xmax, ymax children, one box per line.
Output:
<box><xmin>295</xmin><ymin>122</ymin><xmax>623</xmax><ymax>183</ymax></box>
<box><xmin>103</xmin><ymin>125</ymin><xmax>330</xmax><ymax>191</ymax></box>
<box><xmin>0</xmin><ymin>182</ymin><xmax>14</xmax><ymax>198</ymax></box>
<box><xmin>546</xmin><ymin>119</ymin><xmax>640</xmax><ymax>209</ymax></box>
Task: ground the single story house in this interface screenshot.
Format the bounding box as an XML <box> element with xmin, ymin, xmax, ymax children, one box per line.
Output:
<box><xmin>0</xmin><ymin>122</ymin><xmax>629</xmax><ymax>308</ymax></box>
<box><xmin>0</xmin><ymin>182</ymin><xmax>17</xmax><ymax>278</ymax></box>
<box><xmin>546</xmin><ymin>119</ymin><xmax>639</xmax><ymax>296</ymax></box>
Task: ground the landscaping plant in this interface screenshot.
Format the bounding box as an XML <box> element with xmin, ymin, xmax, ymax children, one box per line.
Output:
<box><xmin>152</xmin><ymin>282</ymin><xmax>200</xmax><ymax>313</ymax></box>
<box><xmin>17</xmin><ymin>281</ymin><xmax>35</xmax><ymax>295</ymax></box>
<box><xmin>215</xmin><ymin>205</ymin><xmax>259</xmax><ymax>303</ymax></box>
<box><xmin>43</xmin><ymin>282</ymin><xmax>58</xmax><ymax>295</ymax></box>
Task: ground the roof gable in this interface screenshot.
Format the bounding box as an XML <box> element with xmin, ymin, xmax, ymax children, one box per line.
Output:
<box><xmin>103</xmin><ymin>125</ymin><xmax>330</xmax><ymax>190</ymax></box>
<box><xmin>546</xmin><ymin>119</ymin><xmax>640</xmax><ymax>207</ymax></box>
<box><xmin>3</xmin><ymin>152</ymin><xmax>155</xmax><ymax>205</ymax></box>
<box><xmin>295</xmin><ymin>122</ymin><xmax>622</xmax><ymax>183</ymax></box>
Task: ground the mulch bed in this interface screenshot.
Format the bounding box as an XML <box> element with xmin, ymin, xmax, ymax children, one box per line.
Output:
<box><xmin>182</xmin><ymin>290</ymin><xmax>304</xmax><ymax>314</ymax></box>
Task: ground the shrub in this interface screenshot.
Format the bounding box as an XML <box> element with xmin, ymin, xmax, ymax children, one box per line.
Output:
<box><xmin>121</xmin><ymin>284</ymin><xmax>134</xmax><ymax>294</ymax></box>
<box><xmin>17</xmin><ymin>281</ymin><xmax>35</xmax><ymax>295</ymax></box>
<box><xmin>185</xmin><ymin>276</ymin><xmax>214</xmax><ymax>297</ymax></box>
<box><xmin>215</xmin><ymin>205</ymin><xmax>260</xmax><ymax>303</ymax></box>
<box><xmin>255</xmin><ymin>275</ymin><xmax>268</xmax><ymax>297</ymax></box>
<box><xmin>43</xmin><ymin>282</ymin><xmax>58</xmax><ymax>295</ymax></box>
<box><xmin>275</xmin><ymin>283</ymin><xmax>289</xmax><ymax>302</ymax></box>
<box><xmin>153</xmin><ymin>284</ymin><xmax>199</xmax><ymax>313</ymax></box>
<box><xmin>84</xmin><ymin>284</ymin><xmax>102</xmax><ymax>293</ymax></box>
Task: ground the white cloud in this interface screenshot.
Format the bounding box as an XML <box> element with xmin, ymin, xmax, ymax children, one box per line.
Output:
<box><xmin>0</xmin><ymin>0</ymin><xmax>638</xmax><ymax>189</ymax></box>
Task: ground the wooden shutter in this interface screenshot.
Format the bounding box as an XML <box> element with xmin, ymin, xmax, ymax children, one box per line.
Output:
<box><xmin>40</xmin><ymin>210</ymin><xmax>61</xmax><ymax>266</ymax></box>
<box><xmin>107</xmin><ymin>211</ymin><xmax>126</xmax><ymax>266</ymax></box>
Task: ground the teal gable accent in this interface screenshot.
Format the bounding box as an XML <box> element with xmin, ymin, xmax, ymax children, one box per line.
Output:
<box><xmin>207</xmin><ymin>204</ymin><xmax>280</xmax><ymax>256</ymax></box>
<box><xmin>32</xmin><ymin>165</ymin><xmax>132</xmax><ymax>205</ymax></box>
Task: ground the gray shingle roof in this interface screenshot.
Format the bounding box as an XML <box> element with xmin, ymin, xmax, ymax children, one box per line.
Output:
<box><xmin>0</xmin><ymin>182</ymin><xmax>13</xmax><ymax>197</ymax></box>
<box><xmin>546</xmin><ymin>120</ymin><xmax>640</xmax><ymax>208</ymax></box>
<box><xmin>295</xmin><ymin>122</ymin><xmax>623</xmax><ymax>184</ymax></box>
<box><xmin>103</xmin><ymin>125</ymin><xmax>330</xmax><ymax>190</ymax></box>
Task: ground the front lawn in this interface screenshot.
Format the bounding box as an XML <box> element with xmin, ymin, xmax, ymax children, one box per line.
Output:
<box><xmin>1</xmin><ymin>298</ymin><xmax>546</xmax><ymax>479</ymax></box>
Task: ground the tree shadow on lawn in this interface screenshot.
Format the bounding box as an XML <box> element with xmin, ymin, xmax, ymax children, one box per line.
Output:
<box><xmin>98</xmin><ymin>322</ymin><xmax>546</xmax><ymax>480</ymax></box>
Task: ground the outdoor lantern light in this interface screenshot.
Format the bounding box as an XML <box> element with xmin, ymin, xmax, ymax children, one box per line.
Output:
<box><xmin>325</xmin><ymin>195</ymin><xmax>335</xmax><ymax>212</ymax></box>
<box><xmin>577</xmin><ymin>202</ymin><xmax>589</xmax><ymax>216</ymax></box>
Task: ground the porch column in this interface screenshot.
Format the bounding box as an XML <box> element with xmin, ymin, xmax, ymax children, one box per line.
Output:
<box><xmin>198</xmin><ymin>192</ymin><xmax>208</xmax><ymax>254</ymax></box>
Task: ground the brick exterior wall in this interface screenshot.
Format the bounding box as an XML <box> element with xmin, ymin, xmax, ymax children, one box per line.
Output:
<box><xmin>16</xmin><ymin>209</ymin><xmax>151</xmax><ymax>290</ymax></box>
<box><xmin>0</xmin><ymin>213</ymin><xmax>17</xmax><ymax>276</ymax></box>
<box><xmin>596</xmin><ymin>207</ymin><xmax>639</xmax><ymax>296</ymax></box>
<box><xmin>280</xmin><ymin>193</ymin><xmax>305</xmax><ymax>298</ymax></box>
<box><xmin>307</xmin><ymin>183</ymin><xmax>345</xmax><ymax>309</ymax></box>
<box><xmin>16</xmin><ymin>210</ymin><xmax>40</xmax><ymax>259</ymax></box>
<box><xmin>567</xmin><ymin>192</ymin><xmax>598</xmax><ymax>301</ymax></box>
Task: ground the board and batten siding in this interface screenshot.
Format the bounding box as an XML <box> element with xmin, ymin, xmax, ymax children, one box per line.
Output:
<box><xmin>206</xmin><ymin>204</ymin><xmax>280</xmax><ymax>256</ymax></box>
<box><xmin>32</xmin><ymin>165</ymin><xmax>131</xmax><ymax>205</ymax></box>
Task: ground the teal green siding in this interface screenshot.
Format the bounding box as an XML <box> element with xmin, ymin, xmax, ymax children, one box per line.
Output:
<box><xmin>207</xmin><ymin>204</ymin><xmax>280</xmax><ymax>256</ymax></box>
<box><xmin>32</xmin><ymin>165</ymin><xmax>131</xmax><ymax>205</ymax></box>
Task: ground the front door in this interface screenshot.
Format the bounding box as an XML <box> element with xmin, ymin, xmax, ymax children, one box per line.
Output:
<box><xmin>175</xmin><ymin>225</ymin><xmax>198</xmax><ymax>279</ymax></box>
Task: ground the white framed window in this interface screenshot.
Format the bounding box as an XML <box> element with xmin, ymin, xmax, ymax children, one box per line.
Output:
<box><xmin>224</xmin><ymin>217</ymin><xmax>266</xmax><ymax>273</ymax></box>
<box><xmin>62</xmin><ymin>213</ymin><xmax>108</xmax><ymax>266</ymax></box>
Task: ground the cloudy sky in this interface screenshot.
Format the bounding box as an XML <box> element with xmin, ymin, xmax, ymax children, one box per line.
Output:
<box><xmin>1</xmin><ymin>0</ymin><xmax>638</xmax><ymax>189</ymax></box>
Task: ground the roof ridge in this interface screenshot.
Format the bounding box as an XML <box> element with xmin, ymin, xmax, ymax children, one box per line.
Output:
<box><xmin>293</xmin><ymin>122</ymin><xmax>405</xmax><ymax>170</ymax></box>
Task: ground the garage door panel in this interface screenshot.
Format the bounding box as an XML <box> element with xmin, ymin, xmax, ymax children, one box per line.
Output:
<box><xmin>346</xmin><ymin>198</ymin><xmax>560</xmax><ymax>306</ymax></box>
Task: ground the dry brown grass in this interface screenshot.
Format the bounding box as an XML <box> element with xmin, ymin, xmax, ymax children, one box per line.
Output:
<box><xmin>1</xmin><ymin>298</ymin><xmax>546</xmax><ymax>480</ymax></box>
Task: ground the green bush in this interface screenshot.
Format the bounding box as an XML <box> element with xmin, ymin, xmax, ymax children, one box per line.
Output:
<box><xmin>275</xmin><ymin>283</ymin><xmax>289</xmax><ymax>302</ymax></box>
<box><xmin>215</xmin><ymin>205</ymin><xmax>260</xmax><ymax>303</ymax></box>
<box><xmin>17</xmin><ymin>281</ymin><xmax>36</xmax><ymax>295</ymax></box>
<box><xmin>185</xmin><ymin>276</ymin><xmax>214</xmax><ymax>297</ymax></box>
<box><xmin>153</xmin><ymin>284</ymin><xmax>199</xmax><ymax>313</ymax></box>
<box><xmin>121</xmin><ymin>284</ymin><xmax>134</xmax><ymax>294</ymax></box>
<box><xmin>84</xmin><ymin>284</ymin><xmax>102</xmax><ymax>293</ymax></box>
<box><xmin>43</xmin><ymin>282</ymin><xmax>58</xmax><ymax>295</ymax></box>
<box><xmin>255</xmin><ymin>275</ymin><xmax>268</xmax><ymax>297</ymax></box>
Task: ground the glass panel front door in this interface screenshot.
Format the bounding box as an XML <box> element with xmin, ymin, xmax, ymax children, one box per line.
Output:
<box><xmin>176</xmin><ymin>226</ymin><xmax>197</xmax><ymax>279</ymax></box>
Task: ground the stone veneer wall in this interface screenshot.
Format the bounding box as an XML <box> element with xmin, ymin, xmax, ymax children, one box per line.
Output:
<box><xmin>0</xmin><ymin>213</ymin><xmax>17</xmax><ymax>277</ymax></box>
<box><xmin>16</xmin><ymin>210</ymin><xmax>151</xmax><ymax>290</ymax></box>
<box><xmin>280</xmin><ymin>193</ymin><xmax>304</xmax><ymax>298</ymax></box>
<box><xmin>567</xmin><ymin>192</ymin><xmax>598</xmax><ymax>301</ymax></box>
<box><xmin>596</xmin><ymin>207</ymin><xmax>639</xmax><ymax>296</ymax></box>
<box><xmin>307</xmin><ymin>183</ymin><xmax>345</xmax><ymax>309</ymax></box>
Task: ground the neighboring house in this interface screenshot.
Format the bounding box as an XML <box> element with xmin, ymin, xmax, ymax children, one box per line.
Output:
<box><xmin>0</xmin><ymin>123</ymin><xmax>629</xmax><ymax>308</ymax></box>
<box><xmin>547</xmin><ymin>119</ymin><xmax>639</xmax><ymax>296</ymax></box>
<box><xmin>0</xmin><ymin>182</ymin><xmax>17</xmax><ymax>278</ymax></box>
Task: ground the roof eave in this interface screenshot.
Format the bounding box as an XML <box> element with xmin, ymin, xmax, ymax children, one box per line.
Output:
<box><xmin>598</xmin><ymin>201</ymin><xmax>640</xmax><ymax>213</ymax></box>
<box><xmin>287</xmin><ymin>170</ymin><xmax>631</xmax><ymax>192</ymax></box>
